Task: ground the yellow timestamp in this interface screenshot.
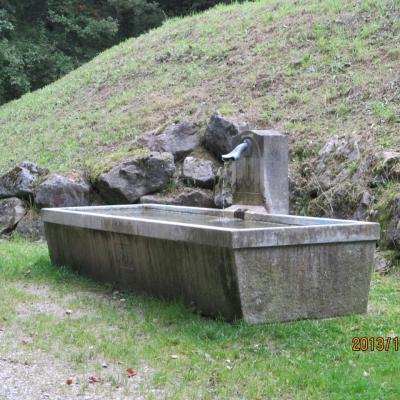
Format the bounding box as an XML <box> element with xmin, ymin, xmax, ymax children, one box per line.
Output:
<box><xmin>352</xmin><ymin>337</ymin><xmax>399</xmax><ymax>352</ymax></box>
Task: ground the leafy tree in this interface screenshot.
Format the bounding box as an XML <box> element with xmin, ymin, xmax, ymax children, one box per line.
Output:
<box><xmin>0</xmin><ymin>0</ymin><xmax>233</xmax><ymax>105</ymax></box>
<box><xmin>158</xmin><ymin>0</ymin><xmax>234</xmax><ymax>16</ymax></box>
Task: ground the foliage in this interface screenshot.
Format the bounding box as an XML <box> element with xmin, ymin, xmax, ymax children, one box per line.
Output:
<box><xmin>0</xmin><ymin>0</ymin><xmax>232</xmax><ymax>104</ymax></box>
<box><xmin>158</xmin><ymin>0</ymin><xmax>234</xmax><ymax>15</ymax></box>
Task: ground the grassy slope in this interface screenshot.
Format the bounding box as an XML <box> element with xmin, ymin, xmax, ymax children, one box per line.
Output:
<box><xmin>0</xmin><ymin>0</ymin><xmax>399</xmax><ymax>179</ymax></box>
<box><xmin>0</xmin><ymin>239</ymin><xmax>399</xmax><ymax>399</ymax></box>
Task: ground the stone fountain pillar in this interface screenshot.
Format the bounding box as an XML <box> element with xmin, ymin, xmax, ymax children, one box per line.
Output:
<box><xmin>230</xmin><ymin>130</ymin><xmax>289</xmax><ymax>214</ymax></box>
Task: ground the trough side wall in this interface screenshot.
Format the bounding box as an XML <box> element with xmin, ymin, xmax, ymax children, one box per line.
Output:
<box><xmin>234</xmin><ymin>241</ymin><xmax>376</xmax><ymax>323</ymax></box>
<box><xmin>44</xmin><ymin>222</ymin><xmax>243</xmax><ymax>320</ymax></box>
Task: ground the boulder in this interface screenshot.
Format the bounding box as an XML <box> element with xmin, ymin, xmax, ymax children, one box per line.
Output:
<box><xmin>140</xmin><ymin>188</ymin><xmax>215</xmax><ymax>208</ymax></box>
<box><xmin>97</xmin><ymin>152</ymin><xmax>175</xmax><ymax>204</ymax></box>
<box><xmin>0</xmin><ymin>197</ymin><xmax>26</xmax><ymax>235</ymax></box>
<box><xmin>135</xmin><ymin>122</ymin><xmax>200</xmax><ymax>161</ymax></box>
<box><xmin>372</xmin><ymin>151</ymin><xmax>400</xmax><ymax>183</ymax></box>
<box><xmin>0</xmin><ymin>161</ymin><xmax>48</xmax><ymax>200</ymax></box>
<box><xmin>204</xmin><ymin>112</ymin><xmax>249</xmax><ymax>158</ymax></box>
<box><xmin>182</xmin><ymin>157</ymin><xmax>216</xmax><ymax>189</ymax></box>
<box><xmin>304</xmin><ymin>135</ymin><xmax>380</xmax><ymax>219</ymax></box>
<box><xmin>315</xmin><ymin>136</ymin><xmax>363</xmax><ymax>191</ymax></box>
<box><xmin>35</xmin><ymin>174</ymin><xmax>91</xmax><ymax>208</ymax></box>
<box><xmin>14</xmin><ymin>212</ymin><xmax>45</xmax><ymax>241</ymax></box>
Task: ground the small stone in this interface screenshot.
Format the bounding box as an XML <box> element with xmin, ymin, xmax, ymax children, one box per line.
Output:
<box><xmin>65</xmin><ymin>309</ymin><xmax>72</xmax><ymax>315</ymax></box>
<box><xmin>102</xmin><ymin>363</ymin><xmax>108</xmax><ymax>369</ymax></box>
<box><xmin>375</xmin><ymin>253</ymin><xmax>392</xmax><ymax>273</ymax></box>
<box><xmin>171</xmin><ymin>355</ymin><xmax>178</xmax><ymax>360</ymax></box>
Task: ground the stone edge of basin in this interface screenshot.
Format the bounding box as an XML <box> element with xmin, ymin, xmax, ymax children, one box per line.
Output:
<box><xmin>41</xmin><ymin>204</ymin><xmax>380</xmax><ymax>249</ymax></box>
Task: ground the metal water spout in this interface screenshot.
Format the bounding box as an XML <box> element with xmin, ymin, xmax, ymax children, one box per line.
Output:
<box><xmin>221</xmin><ymin>139</ymin><xmax>252</xmax><ymax>162</ymax></box>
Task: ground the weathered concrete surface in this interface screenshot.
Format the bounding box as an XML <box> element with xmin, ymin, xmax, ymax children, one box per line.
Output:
<box><xmin>235</xmin><ymin>242</ymin><xmax>375</xmax><ymax>323</ymax></box>
<box><xmin>45</xmin><ymin>223</ymin><xmax>241</xmax><ymax>320</ymax></box>
<box><xmin>232</xmin><ymin>130</ymin><xmax>289</xmax><ymax>214</ymax></box>
<box><xmin>43</xmin><ymin>205</ymin><xmax>379</xmax><ymax>323</ymax></box>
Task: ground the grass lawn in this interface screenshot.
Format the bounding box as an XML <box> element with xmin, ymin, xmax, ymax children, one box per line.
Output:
<box><xmin>0</xmin><ymin>239</ymin><xmax>399</xmax><ymax>399</ymax></box>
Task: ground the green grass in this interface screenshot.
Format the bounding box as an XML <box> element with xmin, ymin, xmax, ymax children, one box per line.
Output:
<box><xmin>0</xmin><ymin>0</ymin><xmax>398</xmax><ymax>179</ymax></box>
<box><xmin>0</xmin><ymin>239</ymin><xmax>399</xmax><ymax>399</ymax></box>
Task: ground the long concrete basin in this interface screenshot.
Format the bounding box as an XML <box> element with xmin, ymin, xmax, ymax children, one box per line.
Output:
<box><xmin>42</xmin><ymin>204</ymin><xmax>380</xmax><ymax>323</ymax></box>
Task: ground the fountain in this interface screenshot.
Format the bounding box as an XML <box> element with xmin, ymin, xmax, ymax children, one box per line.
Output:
<box><xmin>42</xmin><ymin>130</ymin><xmax>379</xmax><ymax>323</ymax></box>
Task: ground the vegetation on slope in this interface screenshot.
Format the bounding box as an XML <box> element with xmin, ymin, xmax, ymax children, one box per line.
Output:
<box><xmin>0</xmin><ymin>0</ymin><xmax>398</xmax><ymax>179</ymax></box>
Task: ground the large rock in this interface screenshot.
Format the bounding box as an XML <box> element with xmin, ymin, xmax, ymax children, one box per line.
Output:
<box><xmin>0</xmin><ymin>197</ymin><xmax>26</xmax><ymax>235</ymax></box>
<box><xmin>182</xmin><ymin>157</ymin><xmax>217</xmax><ymax>189</ymax></box>
<box><xmin>135</xmin><ymin>122</ymin><xmax>200</xmax><ymax>161</ymax></box>
<box><xmin>204</xmin><ymin>112</ymin><xmax>249</xmax><ymax>158</ymax></box>
<box><xmin>140</xmin><ymin>188</ymin><xmax>215</xmax><ymax>208</ymax></box>
<box><xmin>315</xmin><ymin>136</ymin><xmax>362</xmax><ymax>191</ymax></box>
<box><xmin>305</xmin><ymin>135</ymin><xmax>380</xmax><ymax>219</ymax></box>
<box><xmin>0</xmin><ymin>161</ymin><xmax>47</xmax><ymax>200</ymax></box>
<box><xmin>14</xmin><ymin>212</ymin><xmax>45</xmax><ymax>241</ymax></box>
<box><xmin>35</xmin><ymin>174</ymin><xmax>91</xmax><ymax>208</ymax></box>
<box><xmin>372</xmin><ymin>151</ymin><xmax>400</xmax><ymax>183</ymax></box>
<box><xmin>97</xmin><ymin>152</ymin><xmax>175</xmax><ymax>204</ymax></box>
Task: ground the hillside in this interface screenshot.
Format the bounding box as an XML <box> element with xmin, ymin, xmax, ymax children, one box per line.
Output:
<box><xmin>0</xmin><ymin>0</ymin><xmax>398</xmax><ymax>178</ymax></box>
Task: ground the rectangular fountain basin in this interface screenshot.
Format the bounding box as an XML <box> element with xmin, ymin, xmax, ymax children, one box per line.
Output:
<box><xmin>42</xmin><ymin>204</ymin><xmax>380</xmax><ymax>323</ymax></box>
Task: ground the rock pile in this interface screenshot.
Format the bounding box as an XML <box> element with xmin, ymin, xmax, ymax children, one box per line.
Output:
<box><xmin>0</xmin><ymin>112</ymin><xmax>243</xmax><ymax>239</ymax></box>
<box><xmin>0</xmin><ymin>113</ymin><xmax>400</xmax><ymax>262</ymax></box>
<box><xmin>292</xmin><ymin>134</ymin><xmax>400</xmax><ymax>255</ymax></box>
<box><xmin>2</xmin><ymin>113</ymin><xmax>399</xmax><ymax>263</ymax></box>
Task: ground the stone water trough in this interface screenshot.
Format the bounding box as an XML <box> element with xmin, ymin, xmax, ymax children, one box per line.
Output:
<box><xmin>42</xmin><ymin>130</ymin><xmax>380</xmax><ymax>323</ymax></box>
